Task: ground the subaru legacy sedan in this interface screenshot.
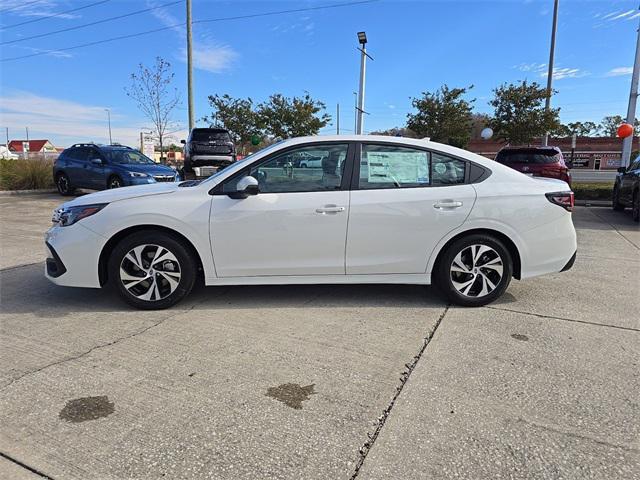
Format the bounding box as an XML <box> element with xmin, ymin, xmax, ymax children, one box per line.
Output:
<box><xmin>45</xmin><ymin>136</ymin><xmax>577</xmax><ymax>309</ymax></box>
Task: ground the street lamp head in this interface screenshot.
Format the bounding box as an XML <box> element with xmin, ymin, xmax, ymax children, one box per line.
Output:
<box><xmin>357</xmin><ymin>31</ymin><xmax>367</xmax><ymax>45</ymax></box>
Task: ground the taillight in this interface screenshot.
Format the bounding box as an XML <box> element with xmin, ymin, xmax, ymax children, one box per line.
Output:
<box><xmin>545</xmin><ymin>191</ymin><xmax>574</xmax><ymax>212</ymax></box>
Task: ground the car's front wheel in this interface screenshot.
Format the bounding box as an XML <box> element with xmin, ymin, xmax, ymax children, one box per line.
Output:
<box><xmin>56</xmin><ymin>173</ymin><xmax>76</xmax><ymax>196</ymax></box>
<box><xmin>108</xmin><ymin>175</ymin><xmax>123</xmax><ymax>189</ymax></box>
<box><xmin>434</xmin><ymin>234</ymin><xmax>513</xmax><ymax>307</ymax></box>
<box><xmin>108</xmin><ymin>231</ymin><xmax>197</xmax><ymax>309</ymax></box>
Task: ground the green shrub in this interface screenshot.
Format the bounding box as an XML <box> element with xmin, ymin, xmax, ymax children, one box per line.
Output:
<box><xmin>572</xmin><ymin>182</ymin><xmax>614</xmax><ymax>201</ymax></box>
<box><xmin>0</xmin><ymin>158</ymin><xmax>55</xmax><ymax>190</ymax></box>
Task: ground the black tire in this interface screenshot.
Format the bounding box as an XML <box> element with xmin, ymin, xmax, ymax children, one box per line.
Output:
<box><xmin>108</xmin><ymin>230</ymin><xmax>197</xmax><ymax>309</ymax></box>
<box><xmin>56</xmin><ymin>173</ymin><xmax>76</xmax><ymax>196</ymax></box>
<box><xmin>612</xmin><ymin>186</ymin><xmax>625</xmax><ymax>211</ymax></box>
<box><xmin>107</xmin><ymin>175</ymin><xmax>123</xmax><ymax>189</ymax></box>
<box><xmin>434</xmin><ymin>234</ymin><xmax>513</xmax><ymax>307</ymax></box>
<box><xmin>633</xmin><ymin>190</ymin><xmax>639</xmax><ymax>222</ymax></box>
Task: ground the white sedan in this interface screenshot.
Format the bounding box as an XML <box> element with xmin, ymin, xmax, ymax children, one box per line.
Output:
<box><xmin>45</xmin><ymin>135</ymin><xmax>576</xmax><ymax>309</ymax></box>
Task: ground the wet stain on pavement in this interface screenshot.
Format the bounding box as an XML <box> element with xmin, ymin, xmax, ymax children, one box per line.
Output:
<box><xmin>59</xmin><ymin>396</ymin><xmax>115</xmax><ymax>423</ymax></box>
<box><xmin>266</xmin><ymin>383</ymin><xmax>316</xmax><ymax>409</ymax></box>
<box><xmin>511</xmin><ymin>333</ymin><xmax>529</xmax><ymax>342</ymax></box>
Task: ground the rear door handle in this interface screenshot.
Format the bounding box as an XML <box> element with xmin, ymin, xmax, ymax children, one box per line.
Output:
<box><xmin>316</xmin><ymin>205</ymin><xmax>346</xmax><ymax>214</ymax></box>
<box><xmin>434</xmin><ymin>200</ymin><xmax>463</xmax><ymax>209</ymax></box>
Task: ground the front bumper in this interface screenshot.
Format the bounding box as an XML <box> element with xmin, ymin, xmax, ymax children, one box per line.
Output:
<box><xmin>44</xmin><ymin>223</ymin><xmax>105</xmax><ymax>288</ymax></box>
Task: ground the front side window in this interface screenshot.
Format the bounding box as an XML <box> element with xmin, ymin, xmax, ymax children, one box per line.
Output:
<box><xmin>359</xmin><ymin>144</ymin><xmax>430</xmax><ymax>189</ymax></box>
<box><xmin>224</xmin><ymin>144</ymin><xmax>348</xmax><ymax>193</ymax></box>
<box><xmin>106</xmin><ymin>149</ymin><xmax>155</xmax><ymax>165</ymax></box>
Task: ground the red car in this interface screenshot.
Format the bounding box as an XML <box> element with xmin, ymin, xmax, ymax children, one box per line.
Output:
<box><xmin>494</xmin><ymin>146</ymin><xmax>572</xmax><ymax>187</ymax></box>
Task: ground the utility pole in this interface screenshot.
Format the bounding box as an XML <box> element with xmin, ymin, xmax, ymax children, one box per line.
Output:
<box><xmin>105</xmin><ymin>108</ymin><xmax>112</xmax><ymax>144</ymax></box>
<box><xmin>336</xmin><ymin>103</ymin><xmax>340</xmax><ymax>134</ymax></box>
<box><xmin>186</xmin><ymin>0</ymin><xmax>194</xmax><ymax>133</ymax></box>
<box><xmin>622</xmin><ymin>16</ymin><xmax>640</xmax><ymax>169</ymax></box>
<box><xmin>356</xmin><ymin>31</ymin><xmax>371</xmax><ymax>135</ymax></box>
<box><xmin>353</xmin><ymin>92</ymin><xmax>358</xmax><ymax>133</ymax></box>
<box><xmin>25</xmin><ymin>126</ymin><xmax>29</xmax><ymax>142</ymax></box>
<box><xmin>5</xmin><ymin>127</ymin><xmax>8</xmax><ymax>147</ymax></box>
<box><xmin>543</xmin><ymin>0</ymin><xmax>559</xmax><ymax>147</ymax></box>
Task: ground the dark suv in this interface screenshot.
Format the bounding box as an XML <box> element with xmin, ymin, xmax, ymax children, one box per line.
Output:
<box><xmin>613</xmin><ymin>155</ymin><xmax>640</xmax><ymax>222</ymax></box>
<box><xmin>53</xmin><ymin>143</ymin><xmax>179</xmax><ymax>196</ymax></box>
<box><xmin>495</xmin><ymin>146</ymin><xmax>571</xmax><ymax>186</ymax></box>
<box><xmin>182</xmin><ymin>128</ymin><xmax>236</xmax><ymax>177</ymax></box>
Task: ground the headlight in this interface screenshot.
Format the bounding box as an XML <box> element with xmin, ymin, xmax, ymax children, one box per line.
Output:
<box><xmin>53</xmin><ymin>204</ymin><xmax>108</xmax><ymax>227</ymax></box>
<box><xmin>129</xmin><ymin>172</ymin><xmax>149</xmax><ymax>178</ymax></box>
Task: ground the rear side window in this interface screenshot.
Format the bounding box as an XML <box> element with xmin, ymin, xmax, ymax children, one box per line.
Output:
<box><xmin>65</xmin><ymin>148</ymin><xmax>89</xmax><ymax>161</ymax></box>
<box><xmin>495</xmin><ymin>149</ymin><xmax>560</xmax><ymax>165</ymax></box>
<box><xmin>432</xmin><ymin>153</ymin><xmax>466</xmax><ymax>185</ymax></box>
<box><xmin>191</xmin><ymin>129</ymin><xmax>231</xmax><ymax>142</ymax></box>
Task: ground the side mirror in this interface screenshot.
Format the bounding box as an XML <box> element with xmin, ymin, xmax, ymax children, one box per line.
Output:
<box><xmin>180</xmin><ymin>139</ymin><xmax>186</xmax><ymax>145</ymax></box>
<box><xmin>618</xmin><ymin>166</ymin><xmax>627</xmax><ymax>174</ymax></box>
<box><xmin>90</xmin><ymin>158</ymin><xmax>103</xmax><ymax>166</ymax></box>
<box><xmin>228</xmin><ymin>175</ymin><xmax>259</xmax><ymax>199</ymax></box>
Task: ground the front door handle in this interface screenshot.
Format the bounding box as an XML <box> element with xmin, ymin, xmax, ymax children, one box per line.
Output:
<box><xmin>316</xmin><ymin>205</ymin><xmax>346</xmax><ymax>214</ymax></box>
<box><xmin>434</xmin><ymin>200</ymin><xmax>463</xmax><ymax>209</ymax></box>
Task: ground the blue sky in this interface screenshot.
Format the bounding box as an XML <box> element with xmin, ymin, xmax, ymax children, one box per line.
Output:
<box><xmin>0</xmin><ymin>0</ymin><xmax>636</xmax><ymax>147</ymax></box>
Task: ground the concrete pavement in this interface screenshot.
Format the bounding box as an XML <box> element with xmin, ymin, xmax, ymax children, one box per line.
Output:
<box><xmin>0</xmin><ymin>194</ymin><xmax>638</xmax><ymax>479</ymax></box>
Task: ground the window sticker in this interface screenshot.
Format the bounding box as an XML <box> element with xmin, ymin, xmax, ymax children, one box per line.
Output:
<box><xmin>366</xmin><ymin>151</ymin><xmax>429</xmax><ymax>184</ymax></box>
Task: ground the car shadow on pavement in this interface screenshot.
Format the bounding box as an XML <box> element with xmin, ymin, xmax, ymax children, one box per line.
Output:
<box><xmin>1</xmin><ymin>263</ymin><xmax>447</xmax><ymax>316</ymax></box>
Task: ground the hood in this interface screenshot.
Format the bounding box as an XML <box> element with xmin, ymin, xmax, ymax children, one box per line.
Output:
<box><xmin>62</xmin><ymin>182</ymin><xmax>180</xmax><ymax>208</ymax></box>
<box><xmin>119</xmin><ymin>163</ymin><xmax>177</xmax><ymax>175</ymax></box>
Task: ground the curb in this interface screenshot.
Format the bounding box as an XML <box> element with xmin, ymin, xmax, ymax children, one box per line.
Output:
<box><xmin>575</xmin><ymin>200</ymin><xmax>610</xmax><ymax>207</ymax></box>
<box><xmin>0</xmin><ymin>189</ymin><xmax>57</xmax><ymax>196</ymax></box>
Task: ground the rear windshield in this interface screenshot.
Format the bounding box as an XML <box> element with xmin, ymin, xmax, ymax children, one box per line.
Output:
<box><xmin>495</xmin><ymin>149</ymin><xmax>560</xmax><ymax>165</ymax></box>
<box><xmin>191</xmin><ymin>129</ymin><xmax>231</xmax><ymax>142</ymax></box>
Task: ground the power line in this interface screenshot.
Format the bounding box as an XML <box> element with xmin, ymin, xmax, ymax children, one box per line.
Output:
<box><xmin>1</xmin><ymin>0</ymin><xmax>377</xmax><ymax>62</ymax></box>
<box><xmin>1</xmin><ymin>0</ymin><xmax>183</xmax><ymax>46</ymax></box>
<box><xmin>1</xmin><ymin>0</ymin><xmax>111</xmax><ymax>30</ymax></box>
<box><xmin>0</xmin><ymin>0</ymin><xmax>43</xmax><ymax>15</ymax></box>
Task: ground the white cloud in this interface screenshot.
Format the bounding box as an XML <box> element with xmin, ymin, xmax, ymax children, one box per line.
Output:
<box><xmin>0</xmin><ymin>0</ymin><xmax>78</xmax><ymax>22</ymax></box>
<box><xmin>608</xmin><ymin>9</ymin><xmax>636</xmax><ymax>21</ymax></box>
<box><xmin>147</xmin><ymin>0</ymin><xmax>237</xmax><ymax>73</ymax></box>
<box><xmin>516</xmin><ymin>63</ymin><xmax>589</xmax><ymax>80</ymax></box>
<box><xmin>606</xmin><ymin>67</ymin><xmax>633</xmax><ymax>77</ymax></box>
<box><xmin>0</xmin><ymin>91</ymin><xmax>143</xmax><ymax>147</ymax></box>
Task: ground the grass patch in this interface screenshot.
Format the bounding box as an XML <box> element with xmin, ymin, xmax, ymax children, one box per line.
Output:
<box><xmin>0</xmin><ymin>158</ymin><xmax>55</xmax><ymax>190</ymax></box>
<box><xmin>572</xmin><ymin>182</ymin><xmax>614</xmax><ymax>201</ymax></box>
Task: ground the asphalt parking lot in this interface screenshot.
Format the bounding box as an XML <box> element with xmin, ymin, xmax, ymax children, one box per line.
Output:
<box><xmin>0</xmin><ymin>193</ymin><xmax>638</xmax><ymax>480</ymax></box>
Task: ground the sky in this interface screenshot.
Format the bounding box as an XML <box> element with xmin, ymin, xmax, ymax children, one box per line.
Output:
<box><xmin>0</xmin><ymin>0</ymin><xmax>637</xmax><ymax>148</ymax></box>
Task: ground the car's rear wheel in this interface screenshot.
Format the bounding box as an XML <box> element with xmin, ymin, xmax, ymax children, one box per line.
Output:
<box><xmin>633</xmin><ymin>190</ymin><xmax>639</xmax><ymax>222</ymax></box>
<box><xmin>56</xmin><ymin>173</ymin><xmax>76</xmax><ymax>196</ymax></box>
<box><xmin>108</xmin><ymin>175</ymin><xmax>123</xmax><ymax>189</ymax></box>
<box><xmin>108</xmin><ymin>231</ymin><xmax>197</xmax><ymax>309</ymax></box>
<box><xmin>435</xmin><ymin>234</ymin><xmax>513</xmax><ymax>307</ymax></box>
<box><xmin>612</xmin><ymin>185</ymin><xmax>625</xmax><ymax>211</ymax></box>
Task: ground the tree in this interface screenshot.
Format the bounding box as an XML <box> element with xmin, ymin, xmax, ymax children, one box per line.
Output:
<box><xmin>406</xmin><ymin>85</ymin><xmax>475</xmax><ymax>148</ymax></box>
<box><xmin>126</xmin><ymin>57</ymin><xmax>180</xmax><ymax>162</ymax></box>
<box><xmin>470</xmin><ymin>113</ymin><xmax>491</xmax><ymax>140</ymax></box>
<box><xmin>256</xmin><ymin>92</ymin><xmax>330</xmax><ymax>139</ymax></box>
<box><xmin>488</xmin><ymin>80</ymin><xmax>560</xmax><ymax>145</ymax></box>
<box><xmin>599</xmin><ymin>115</ymin><xmax>639</xmax><ymax>136</ymax></box>
<box><xmin>566</xmin><ymin>121</ymin><xmax>598</xmax><ymax>137</ymax></box>
<box><xmin>202</xmin><ymin>94</ymin><xmax>258</xmax><ymax>153</ymax></box>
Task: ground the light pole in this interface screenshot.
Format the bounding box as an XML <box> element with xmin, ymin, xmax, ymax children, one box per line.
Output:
<box><xmin>356</xmin><ymin>31</ymin><xmax>371</xmax><ymax>135</ymax></box>
<box><xmin>105</xmin><ymin>108</ymin><xmax>112</xmax><ymax>144</ymax></box>
<box><xmin>353</xmin><ymin>91</ymin><xmax>358</xmax><ymax>133</ymax></box>
<box><xmin>622</xmin><ymin>16</ymin><xmax>640</xmax><ymax>169</ymax></box>
<box><xmin>186</xmin><ymin>0</ymin><xmax>194</xmax><ymax>132</ymax></box>
<box><xmin>542</xmin><ymin>0</ymin><xmax>559</xmax><ymax>147</ymax></box>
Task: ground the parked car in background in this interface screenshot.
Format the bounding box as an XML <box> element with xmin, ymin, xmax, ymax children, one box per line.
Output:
<box><xmin>613</xmin><ymin>155</ymin><xmax>640</xmax><ymax>222</ymax></box>
<box><xmin>53</xmin><ymin>143</ymin><xmax>180</xmax><ymax>196</ymax></box>
<box><xmin>45</xmin><ymin>135</ymin><xmax>576</xmax><ymax>310</ymax></box>
<box><xmin>182</xmin><ymin>128</ymin><xmax>236</xmax><ymax>177</ymax></box>
<box><xmin>494</xmin><ymin>146</ymin><xmax>572</xmax><ymax>187</ymax></box>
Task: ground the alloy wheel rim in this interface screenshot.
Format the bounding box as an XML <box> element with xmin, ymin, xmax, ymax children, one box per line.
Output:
<box><xmin>110</xmin><ymin>179</ymin><xmax>121</xmax><ymax>188</ymax></box>
<box><xmin>450</xmin><ymin>244</ymin><xmax>503</xmax><ymax>298</ymax></box>
<box><xmin>58</xmin><ymin>176</ymin><xmax>68</xmax><ymax>193</ymax></box>
<box><xmin>119</xmin><ymin>244</ymin><xmax>181</xmax><ymax>301</ymax></box>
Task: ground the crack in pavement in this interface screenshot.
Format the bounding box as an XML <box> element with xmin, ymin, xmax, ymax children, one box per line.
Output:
<box><xmin>0</xmin><ymin>261</ymin><xmax>41</xmax><ymax>273</ymax></box>
<box><xmin>587</xmin><ymin>209</ymin><xmax>640</xmax><ymax>251</ymax></box>
<box><xmin>487</xmin><ymin>306</ymin><xmax>640</xmax><ymax>332</ymax></box>
<box><xmin>0</xmin><ymin>302</ymin><xmax>201</xmax><ymax>391</ymax></box>
<box><xmin>0</xmin><ymin>451</ymin><xmax>55</xmax><ymax>480</ymax></box>
<box><xmin>350</xmin><ymin>305</ymin><xmax>450</xmax><ymax>479</ymax></box>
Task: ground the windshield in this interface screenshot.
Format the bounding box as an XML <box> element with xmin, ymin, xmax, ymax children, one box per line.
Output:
<box><xmin>201</xmin><ymin>142</ymin><xmax>284</xmax><ymax>184</ymax></box>
<box><xmin>106</xmin><ymin>149</ymin><xmax>156</xmax><ymax>165</ymax></box>
<box><xmin>495</xmin><ymin>149</ymin><xmax>560</xmax><ymax>165</ymax></box>
<box><xmin>191</xmin><ymin>129</ymin><xmax>231</xmax><ymax>142</ymax></box>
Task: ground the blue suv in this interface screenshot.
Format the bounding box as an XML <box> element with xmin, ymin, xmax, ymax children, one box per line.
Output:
<box><xmin>53</xmin><ymin>143</ymin><xmax>180</xmax><ymax>196</ymax></box>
